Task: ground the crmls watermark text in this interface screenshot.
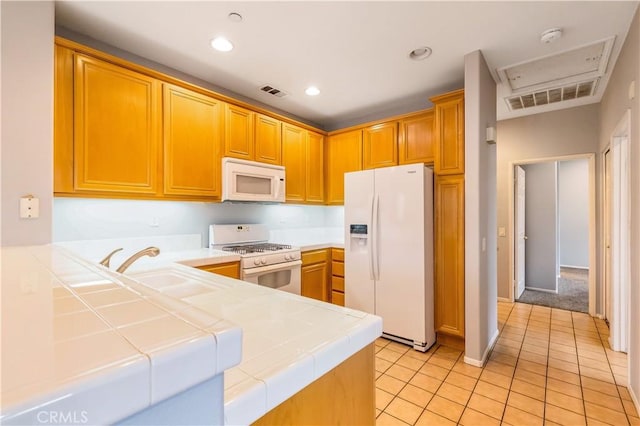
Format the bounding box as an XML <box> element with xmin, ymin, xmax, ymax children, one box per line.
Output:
<box><xmin>37</xmin><ymin>411</ymin><xmax>88</xmax><ymax>424</ymax></box>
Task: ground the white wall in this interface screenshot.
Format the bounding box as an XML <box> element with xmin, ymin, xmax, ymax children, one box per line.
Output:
<box><xmin>496</xmin><ymin>104</ymin><xmax>600</xmax><ymax>300</ymax></box>
<box><xmin>53</xmin><ymin>198</ymin><xmax>343</xmax><ymax>245</ymax></box>
<box><xmin>598</xmin><ymin>5</ymin><xmax>640</xmax><ymax>412</ymax></box>
<box><xmin>464</xmin><ymin>50</ymin><xmax>498</xmax><ymax>366</ymax></box>
<box><xmin>523</xmin><ymin>162</ymin><xmax>558</xmax><ymax>292</ymax></box>
<box><xmin>1</xmin><ymin>1</ymin><xmax>54</xmax><ymax>246</ymax></box>
<box><xmin>558</xmin><ymin>159</ymin><xmax>590</xmax><ymax>268</ymax></box>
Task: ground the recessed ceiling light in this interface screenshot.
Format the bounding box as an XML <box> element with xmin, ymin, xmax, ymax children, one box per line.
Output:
<box><xmin>228</xmin><ymin>12</ymin><xmax>243</xmax><ymax>23</ymax></box>
<box><xmin>211</xmin><ymin>37</ymin><xmax>233</xmax><ymax>52</ymax></box>
<box><xmin>409</xmin><ymin>46</ymin><xmax>432</xmax><ymax>61</ymax></box>
<box><xmin>305</xmin><ymin>86</ymin><xmax>320</xmax><ymax>96</ymax></box>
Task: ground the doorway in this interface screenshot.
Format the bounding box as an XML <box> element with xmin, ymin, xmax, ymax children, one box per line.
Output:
<box><xmin>604</xmin><ymin>110</ymin><xmax>630</xmax><ymax>353</ymax></box>
<box><xmin>508</xmin><ymin>154</ymin><xmax>596</xmax><ymax>315</ymax></box>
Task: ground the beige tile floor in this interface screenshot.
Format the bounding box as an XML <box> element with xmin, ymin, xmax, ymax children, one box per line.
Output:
<box><xmin>375</xmin><ymin>301</ymin><xmax>639</xmax><ymax>425</ymax></box>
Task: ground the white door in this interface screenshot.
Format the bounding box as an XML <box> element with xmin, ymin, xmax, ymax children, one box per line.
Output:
<box><xmin>344</xmin><ymin>169</ymin><xmax>376</xmax><ymax>314</ymax></box>
<box><xmin>515</xmin><ymin>165</ymin><xmax>527</xmax><ymax>299</ymax></box>
<box><xmin>373</xmin><ymin>164</ymin><xmax>427</xmax><ymax>342</ymax></box>
<box><xmin>604</xmin><ymin>149</ymin><xmax>612</xmax><ymax>323</ymax></box>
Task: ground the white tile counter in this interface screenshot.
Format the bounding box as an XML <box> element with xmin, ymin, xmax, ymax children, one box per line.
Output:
<box><xmin>270</xmin><ymin>227</ymin><xmax>344</xmax><ymax>251</ymax></box>
<box><xmin>2</xmin><ymin>241</ymin><xmax>381</xmax><ymax>426</ymax></box>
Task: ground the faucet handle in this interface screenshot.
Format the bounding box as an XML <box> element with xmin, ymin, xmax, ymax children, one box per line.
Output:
<box><xmin>98</xmin><ymin>248</ymin><xmax>124</xmax><ymax>268</ymax></box>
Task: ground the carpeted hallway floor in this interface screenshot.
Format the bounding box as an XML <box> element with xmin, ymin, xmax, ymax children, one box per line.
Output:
<box><xmin>516</xmin><ymin>267</ymin><xmax>589</xmax><ymax>313</ymax></box>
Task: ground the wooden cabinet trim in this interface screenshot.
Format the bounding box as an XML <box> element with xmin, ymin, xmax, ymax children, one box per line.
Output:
<box><xmin>54</xmin><ymin>45</ymin><xmax>75</xmax><ymax>193</ymax></box>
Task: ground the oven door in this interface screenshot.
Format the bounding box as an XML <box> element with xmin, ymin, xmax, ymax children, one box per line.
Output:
<box><xmin>241</xmin><ymin>260</ymin><xmax>301</xmax><ymax>295</ymax></box>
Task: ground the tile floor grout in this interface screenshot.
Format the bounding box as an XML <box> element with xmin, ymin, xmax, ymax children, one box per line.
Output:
<box><xmin>374</xmin><ymin>301</ymin><xmax>639</xmax><ymax>426</ymax></box>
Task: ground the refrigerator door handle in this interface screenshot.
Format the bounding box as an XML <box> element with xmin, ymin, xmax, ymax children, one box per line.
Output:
<box><xmin>368</xmin><ymin>194</ymin><xmax>375</xmax><ymax>280</ymax></box>
<box><xmin>372</xmin><ymin>193</ymin><xmax>380</xmax><ymax>280</ymax></box>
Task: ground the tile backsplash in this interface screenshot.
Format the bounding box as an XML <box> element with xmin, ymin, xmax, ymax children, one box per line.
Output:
<box><xmin>53</xmin><ymin>198</ymin><xmax>344</xmax><ymax>244</ymax></box>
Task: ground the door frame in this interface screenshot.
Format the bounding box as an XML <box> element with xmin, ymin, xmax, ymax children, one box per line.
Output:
<box><xmin>514</xmin><ymin>165</ymin><xmax>526</xmax><ymax>299</ymax></box>
<box><xmin>603</xmin><ymin>109</ymin><xmax>631</xmax><ymax>352</ymax></box>
<box><xmin>507</xmin><ymin>153</ymin><xmax>596</xmax><ymax>316</ymax></box>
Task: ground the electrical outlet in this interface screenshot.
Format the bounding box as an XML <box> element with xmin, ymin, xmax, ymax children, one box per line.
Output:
<box><xmin>20</xmin><ymin>195</ymin><xmax>39</xmax><ymax>219</ymax></box>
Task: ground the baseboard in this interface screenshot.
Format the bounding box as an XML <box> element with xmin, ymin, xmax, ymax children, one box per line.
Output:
<box><xmin>497</xmin><ymin>297</ymin><xmax>512</xmax><ymax>303</ymax></box>
<box><xmin>630</xmin><ymin>385</ymin><xmax>640</xmax><ymax>420</ymax></box>
<box><xmin>525</xmin><ymin>286</ymin><xmax>559</xmax><ymax>294</ymax></box>
<box><xmin>464</xmin><ymin>329</ymin><xmax>499</xmax><ymax>367</ymax></box>
<box><xmin>595</xmin><ymin>313</ymin><xmax>606</xmax><ymax>320</ymax></box>
<box><xmin>560</xmin><ymin>264</ymin><xmax>589</xmax><ymax>270</ymax></box>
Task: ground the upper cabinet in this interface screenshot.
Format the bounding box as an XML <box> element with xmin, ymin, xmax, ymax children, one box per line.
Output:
<box><xmin>431</xmin><ymin>89</ymin><xmax>465</xmax><ymax>175</ymax></box>
<box><xmin>398</xmin><ymin>111</ymin><xmax>434</xmax><ymax>165</ymax></box>
<box><xmin>326</xmin><ymin>130</ymin><xmax>362</xmax><ymax>205</ymax></box>
<box><xmin>255</xmin><ymin>114</ymin><xmax>282</xmax><ymax>165</ymax></box>
<box><xmin>73</xmin><ymin>54</ymin><xmax>161</xmax><ymax>194</ymax></box>
<box><xmin>362</xmin><ymin>122</ymin><xmax>398</xmax><ymax>169</ymax></box>
<box><xmin>281</xmin><ymin>123</ymin><xmax>325</xmax><ymax>204</ymax></box>
<box><xmin>224</xmin><ymin>106</ymin><xmax>282</xmax><ymax>165</ymax></box>
<box><xmin>224</xmin><ymin>104</ymin><xmax>254</xmax><ymax>160</ymax></box>
<box><xmin>163</xmin><ymin>84</ymin><xmax>223</xmax><ymax>197</ymax></box>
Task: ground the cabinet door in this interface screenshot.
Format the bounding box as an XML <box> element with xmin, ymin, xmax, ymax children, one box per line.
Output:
<box><xmin>163</xmin><ymin>84</ymin><xmax>222</xmax><ymax>197</ymax></box>
<box><xmin>363</xmin><ymin>122</ymin><xmax>397</xmax><ymax>169</ymax></box>
<box><xmin>282</xmin><ymin>123</ymin><xmax>307</xmax><ymax>202</ymax></box>
<box><xmin>326</xmin><ymin>130</ymin><xmax>363</xmax><ymax>205</ymax></box>
<box><xmin>255</xmin><ymin>114</ymin><xmax>282</xmax><ymax>165</ymax></box>
<box><xmin>197</xmin><ymin>262</ymin><xmax>240</xmax><ymax>279</ymax></box>
<box><xmin>399</xmin><ymin>111</ymin><xmax>434</xmax><ymax>165</ymax></box>
<box><xmin>432</xmin><ymin>90</ymin><xmax>464</xmax><ymax>175</ymax></box>
<box><xmin>54</xmin><ymin>45</ymin><xmax>74</xmax><ymax>193</ymax></box>
<box><xmin>306</xmin><ymin>132</ymin><xmax>325</xmax><ymax>204</ymax></box>
<box><xmin>224</xmin><ymin>104</ymin><xmax>254</xmax><ymax>160</ymax></box>
<box><xmin>301</xmin><ymin>262</ymin><xmax>329</xmax><ymax>302</ymax></box>
<box><xmin>434</xmin><ymin>174</ymin><xmax>465</xmax><ymax>338</ymax></box>
<box><xmin>74</xmin><ymin>54</ymin><xmax>161</xmax><ymax>193</ymax></box>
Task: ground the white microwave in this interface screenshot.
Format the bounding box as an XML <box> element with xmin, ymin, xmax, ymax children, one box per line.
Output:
<box><xmin>221</xmin><ymin>157</ymin><xmax>285</xmax><ymax>202</ymax></box>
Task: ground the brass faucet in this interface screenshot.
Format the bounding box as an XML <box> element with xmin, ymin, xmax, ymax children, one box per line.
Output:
<box><xmin>98</xmin><ymin>248</ymin><xmax>123</xmax><ymax>268</ymax></box>
<box><xmin>115</xmin><ymin>246</ymin><xmax>160</xmax><ymax>273</ymax></box>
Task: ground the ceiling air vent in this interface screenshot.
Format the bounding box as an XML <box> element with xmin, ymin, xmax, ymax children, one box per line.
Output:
<box><xmin>259</xmin><ymin>85</ymin><xmax>288</xmax><ymax>98</ymax></box>
<box><xmin>506</xmin><ymin>78</ymin><xmax>599</xmax><ymax>111</ymax></box>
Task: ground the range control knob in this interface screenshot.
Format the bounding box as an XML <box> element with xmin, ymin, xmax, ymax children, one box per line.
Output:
<box><xmin>254</xmin><ymin>259</ymin><xmax>261</xmax><ymax>266</ymax></box>
<box><xmin>261</xmin><ymin>258</ymin><xmax>267</xmax><ymax>265</ymax></box>
<box><xmin>284</xmin><ymin>254</ymin><xmax>291</xmax><ymax>260</ymax></box>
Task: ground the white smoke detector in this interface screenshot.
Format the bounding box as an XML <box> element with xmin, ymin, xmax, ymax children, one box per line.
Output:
<box><xmin>540</xmin><ymin>28</ymin><xmax>563</xmax><ymax>44</ymax></box>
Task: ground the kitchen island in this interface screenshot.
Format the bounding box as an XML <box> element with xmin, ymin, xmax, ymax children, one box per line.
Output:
<box><xmin>0</xmin><ymin>244</ymin><xmax>380</xmax><ymax>425</ymax></box>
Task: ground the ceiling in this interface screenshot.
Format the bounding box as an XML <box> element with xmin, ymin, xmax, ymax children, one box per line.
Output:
<box><xmin>55</xmin><ymin>1</ymin><xmax>638</xmax><ymax>130</ymax></box>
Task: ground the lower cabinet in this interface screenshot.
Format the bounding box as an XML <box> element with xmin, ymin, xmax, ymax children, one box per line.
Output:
<box><xmin>331</xmin><ymin>248</ymin><xmax>345</xmax><ymax>306</ymax></box>
<box><xmin>196</xmin><ymin>261</ymin><xmax>240</xmax><ymax>279</ymax></box>
<box><xmin>301</xmin><ymin>249</ymin><xmax>330</xmax><ymax>302</ymax></box>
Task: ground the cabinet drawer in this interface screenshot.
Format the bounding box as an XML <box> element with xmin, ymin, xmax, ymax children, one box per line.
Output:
<box><xmin>331</xmin><ymin>248</ymin><xmax>344</xmax><ymax>261</ymax></box>
<box><xmin>332</xmin><ymin>261</ymin><xmax>344</xmax><ymax>277</ymax></box>
<box><xmin>301</xmin><ymin>249</ymin><xmax>329</xmax><ymax>265</ymax></box>
<box><xmin>196</xmin><ymin>262</ymin><xmax>240</xmax><ymax>279</ymax></box>
<box><xmin>332</xmin><ymin>291</ymin><xmax>345</xmax><ymax>306</ymax></box>
<box><xmin>332</xmin><ymin>276</ymin><xmax>345</xmax><ymax>292</ymax></box>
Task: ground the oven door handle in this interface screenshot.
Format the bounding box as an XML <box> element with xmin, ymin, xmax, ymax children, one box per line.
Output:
<box><xmin>242</xmin><ymin>260</ymin><xmax>302</xmax><ymax>276</ymax></box>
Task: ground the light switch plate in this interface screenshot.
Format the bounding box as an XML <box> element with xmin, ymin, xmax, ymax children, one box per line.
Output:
<box><xmin>498</xmin><ymin>227</ymin><xmax>506</xmax><ymax>237</ymax></box>
<box><xmin>20</xmin><ymin>196</ymin><xmax>39</xmax><ymax>219</ymax></box>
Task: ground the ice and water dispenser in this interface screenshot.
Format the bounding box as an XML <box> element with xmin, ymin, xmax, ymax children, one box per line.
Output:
<box><xmin>349</xmin><ymin>224</ymin><xmax>368</xmax><ymax>251</ymax></box>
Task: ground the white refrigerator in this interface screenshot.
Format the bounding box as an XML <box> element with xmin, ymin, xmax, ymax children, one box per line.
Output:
<box><xmin>344</xmin><ymin>163</ymin><xmax>435</xmax><ymax>351</ymax></box>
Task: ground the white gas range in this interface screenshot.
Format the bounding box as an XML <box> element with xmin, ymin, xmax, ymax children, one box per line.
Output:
<box><xmin>209</xmin><ymin>224</ymin><xmax>301</xmax><ymax>294</ymax></box>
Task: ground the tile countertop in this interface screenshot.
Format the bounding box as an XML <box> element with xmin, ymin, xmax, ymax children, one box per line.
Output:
<box><xmin>0</xmin><ymin>245</ymin><xmax>242</xmax><ymax>425</ymax></box>
<box><xmin>2</xmin><ymin>242</ymin><xmax>381</xmax><ymax>426</ymax></box>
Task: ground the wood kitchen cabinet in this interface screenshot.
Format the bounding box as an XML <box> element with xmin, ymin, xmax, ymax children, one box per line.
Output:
<box><xmin>434</xmin><ymin>174</ymin><xmax>465</xmax><ymax>340</ymax></box>
<box><xmin>282</xmin><ymin>123</ymin><xmax>325</xmax><ymax>204</ymax></box>
<box><xmin>326</xmin><ymin>130</ymin><xmax>363</xmax><ymax>205</ymax></box>
<box><xmin>398</xmin><ymin>110</ymin><xmax>435</xmax><ymax>165</ymax></box>
<box><xmin>331</xmin><ymin>248</ymin><xmax>345</xmax><ymax>306</ymax></box>
<box><xmin>431</xmin><ymin>89</ymin><xmax>465</xmax><ymax>175</ymax></box>
<box><xmin>282</xmin><ymin>123</ymin><xmax>307</xmax><ymax>202</ymax></box>
<box><xmin>196</xmin><ymin>261</ymin><xmax>240</xmax><ymax>279</ymax></box>
<box><xmin>301</xmin><ymin>249</ymin><xmax>330</xmax><ymax>302</ymax></box>
<box><xmin>72</xmin><ymin>54</ymin><xmax>162</xmax><ymax>194</ymax></box>
<box><xmin>224</xmin><ymin>105</ymin><xmax>283</xmax><ymax>165</ymax></box>
<box><xmin>363</xmin><ymin>121</ymin><xmax>398</xmax><ymax>169</ymax></box>
<box><xmin>163</xmin><ymin>84</ymin><xmax>222</xmax><ymax>197</ymax></box>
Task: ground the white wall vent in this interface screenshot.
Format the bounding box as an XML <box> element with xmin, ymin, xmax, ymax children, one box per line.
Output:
<box><xmin>506</xmin><ymin>78</ymin><xmax>599</xmax><ymax>111</ymax></box>
<box><xmin>259</xmin><ymin>85</ymin><xmax>288</xmax><ymax>98</ymax></box>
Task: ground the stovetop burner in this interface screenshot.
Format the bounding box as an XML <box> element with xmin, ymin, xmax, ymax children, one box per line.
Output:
<box><xmin>222</xmin><ymin>243</ymin><xmax>292</xmax><ymax>255</ymax></box>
